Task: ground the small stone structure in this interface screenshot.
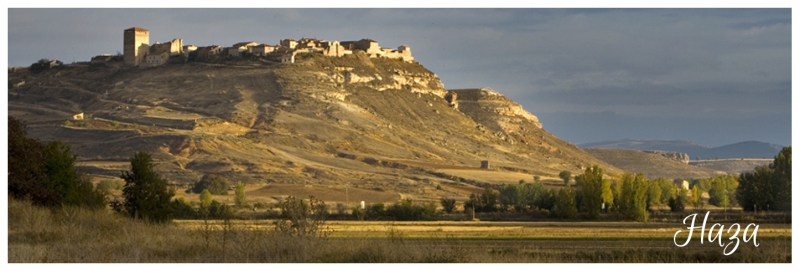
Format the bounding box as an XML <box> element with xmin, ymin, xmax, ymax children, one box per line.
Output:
<box><xmin>480</xmin><ymin>160</ymin><xmax>490</xmax><ymax>169</ymax></box>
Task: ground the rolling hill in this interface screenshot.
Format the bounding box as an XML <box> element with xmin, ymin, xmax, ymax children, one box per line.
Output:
<box><xmin>579</xmin><ymin>139</ymin><xmax>784</xmax><ymax>159</ymax></box>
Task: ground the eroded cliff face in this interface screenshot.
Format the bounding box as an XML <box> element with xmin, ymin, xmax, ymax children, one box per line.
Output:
<box><xmin>643</xmin><ymin>150</ymin><xmax>690</xmax><ymax>164</ymax></box>
<box><xmin>450</xmin><ymin>88</ymin><xmax>542</xmax><ymax>132</ymax></box>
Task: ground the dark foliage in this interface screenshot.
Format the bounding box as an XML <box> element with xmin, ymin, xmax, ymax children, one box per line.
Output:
<box><xmin>114</xmin><ymin>152</ymin><xmax>175</xmax><ymax>223</ymax></box>
<box><xmin>737</xmin><ymin>146</ymin><xmax>791</xmax><ymax>211</ymax></box>
<box><xmin>189</xmin><ymin>174</ymin><xmax>230</xmax><ymax>195</ymax></box>
<box><xmin>8</xmin><ymin>117</ymin><xmax>105</xmax><ymax>209</ymax></box>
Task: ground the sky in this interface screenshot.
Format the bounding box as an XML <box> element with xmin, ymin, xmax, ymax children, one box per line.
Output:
<box><xmin>5</xmin><ymin>7</ymin><xmax>794</xmax><ymax>147</ymax></box>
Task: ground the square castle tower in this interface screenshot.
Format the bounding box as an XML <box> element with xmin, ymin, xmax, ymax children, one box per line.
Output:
<box><xmin>124</xmin><ymin>27</ymin><xmax>150</xmax><ymax>66</ymax></box>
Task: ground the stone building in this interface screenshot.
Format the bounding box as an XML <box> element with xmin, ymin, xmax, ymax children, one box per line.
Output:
<box><xmin>197</xmin><ymin>45</ymin><xmax>223</xmax><ymax>57</ymax></box>
<box><xmin>281</xmin><ymin>53</ymin><xmax>295</xmax><ymax>63</ymax></box>
<box><xmin>145</xmin><ymin>46</ymin><xmax>171</xmax><ymax>67</ymax></box>
<box><xmin>321</xmin><ymin>40</ymin><xmax>345</xmax><ymax>57</ymax></box>
<box><xmin>280</xmin><ymin>39</ymin><xmax>298</xmax><ymax>49</ymax></box>
<box><xmin>227</xmin><ymin>41</ymin><xmax>258</xmax><ymax>57</ymax></box>
<box><xmin>354</xmin><ymin>39</ymin><xmax>382</xmax><ymax>57</ymax></box>
<box><xmin>250</xmin><ymin>44</ymin><xmax>277</xmax><ymax>56</ymax></box>
<box><xmin>124</xmin><ymin>27</ymin><xmax>150</xmax><ymax>66</ymax></box>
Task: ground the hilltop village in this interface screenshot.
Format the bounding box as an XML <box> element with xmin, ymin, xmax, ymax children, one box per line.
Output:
<box><xmin>90</xmin><ymin>27</ymin><xmax>414</xmax><ymax>67</ymax></box>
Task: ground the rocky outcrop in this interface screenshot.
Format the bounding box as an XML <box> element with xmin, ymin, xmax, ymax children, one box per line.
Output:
<box><xmin>450</xmin><ymin>88</ymin><xmax>541</xmax><ymax>129</ymax></box>
<box><xmin>643</xmin><ymin>150</ymin><xmax>690</xmax><ymax>164</ymax></box>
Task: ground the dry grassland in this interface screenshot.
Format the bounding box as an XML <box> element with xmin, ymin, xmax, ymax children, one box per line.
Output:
<box><xmin>8</xmin><ymin>198</ymin><xmax>790</xmax><ymax>263</ymax></box>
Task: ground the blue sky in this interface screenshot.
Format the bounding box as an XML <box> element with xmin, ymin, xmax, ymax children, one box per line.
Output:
<box><xmin>6</xmin><ymin>7</ymin><xmax>794</xmax><ymax>147</ymax></box>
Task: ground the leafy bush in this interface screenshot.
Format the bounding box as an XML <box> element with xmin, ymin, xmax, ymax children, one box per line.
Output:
<box><xmin>172</xmin><ymin>197</ymin><xmax>197</xmax><ymax>219</ymax></box>
<box><xmin>440</xmin><ymin>198</ymin><xmax>457</xmax><ymax>213</ymax></box>
<box><xmin>189</xmin><ymin>174</ymin><xmax>230</xmax><ymax>195</ymax></box>
<box><xmin>386</xmin><ymin>199</ymin><xmax>436</xmax><ymax>221</ymax></box>
<box><xmin>275</xmin><ymin>196</ymin><xmax>329</xmax><ymax>237</ymax></box>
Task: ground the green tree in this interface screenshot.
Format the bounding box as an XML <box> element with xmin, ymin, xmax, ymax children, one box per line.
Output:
<box><xmin>619</xmin><ymin>173</ymin><xmax>649</xmax><ymax>221</ymax></box>
<box><xmin>234</xmin><ymin>181</ymin><xmax>247</xmax><ymax>207</ymax></box>
<box><xmin>464</xmin><ymin>186</ymin><xmax>499</xmax><ymax>213</ymax></box>
<box><xmin>737</xmin><ymin>146</ymin><xmax>791</xmax><ymax>211</ymax></box>
<box><xmin>647</xmin><ymin>180</ymin><xmax>663</xmax><ymax>210</ymax></box>
<box><xmin>559</xmin><ymin>170</ymin><xmax>572</xmax><ymax>186</ymax></box>
<box><xmin>669</xmin><ymin>185</ymin><xmax>688</xmax><ymax>212</ymax></box>
<box><xmin>708</xmin><ymin>180</ymin><xmax>729</xmax><ymax>208</ymax></box>
<box><xmin>440</xmin><ymin>198</ymin><xmax>457</xmax><ymax>213</ymax></box>
<box><xmin>199</xmin><ymin>189</ymin><xmax>213</xmax><ymax>210</ymax></box>
<box><xmin>115</xmin><ymin>152</ymin><xmax>175</xmax><ymax>223</ymax></box>
<box><xmin>498</xmin><ymin>184</ymin><xmax>522</xmax><ymax>211</ymax></box>
<box><xmin>8</xmin><ymin>117</ymin><xmax>105</xmax><ymax>209</ymax></box>
<box><xmin>579</xmin><ymin>165</ymin><xmax>604</xmax><ymax>219</ymax></box>
<box><xmin>552</xmin><ymin>185</ymin><xmax>577</xmax><ymax>218</ymax></box>
<box><xmin>690</xmin><ymin>185</ymin><xmax>705</xmax><ymax>210</ymax></box>
<box><xmin>656</xmin><ymin>178</ymin><xmax>676</xmax><ymax>209</ymax></box>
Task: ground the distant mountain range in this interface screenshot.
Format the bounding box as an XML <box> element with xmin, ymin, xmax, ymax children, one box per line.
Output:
<box><xmin>578</xmin><ymin>139</ymin><xmax>785</xmax><ymax>160</ymax></box>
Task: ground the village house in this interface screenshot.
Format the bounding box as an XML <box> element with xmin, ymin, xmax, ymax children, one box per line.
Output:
<box><xmin>250</xmin><ymin>44</ymin><xmax>277</xmax><ymax>56</ymax></box>
<box><xmin>196</xmin><ymin>45</ymin><xmax>223</xmax><ymax>58</ymax></box>
<box><xmin>227</xmin><ymin>41</ymin><xmax>258</xmax><ymax>57</ymax></box>
<box><xmin>281</xmin><ymin>53</ymin><xmax>295</xmax><ymax>64</ymax></box>
<box><xmin>72</xmin><ymin>112</ymin><xmax>84</xmax><ymax>120</ymax></box>
<box><xmin>145</xmin><ymin>47</ymin><xmax>170</xmax><ymax>67</ymax></box>
<box><xmin>280</xmin><ymin>39</ymin><xmax>298</xmax><ymax>49</ymax></box>
<box><xmin>144</xmin><ymin>41</ymin><xmax>174</xmax><ymax>67</ymax></box>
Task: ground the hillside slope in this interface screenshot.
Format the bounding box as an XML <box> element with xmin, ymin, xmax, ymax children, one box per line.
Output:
<box><xmin>579</xmin><ymin>139</ymin><xmax>784</xmax><ymax>159</ymax></box>
<box><xmin>8</xmin><ymin>54</ymin><xmax>620</xmax><ymax>203</ymax></box>
<box><xmin>583</xmin><ymin>148</ymin><xmax>728</xmax><ymax>179</ymax></box>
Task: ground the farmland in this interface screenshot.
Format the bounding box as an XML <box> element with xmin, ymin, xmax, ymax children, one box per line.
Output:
<box><xmin>8</xmin><ymin>198</ymin><xmax>790</xmax><ymax>263</ymax></box>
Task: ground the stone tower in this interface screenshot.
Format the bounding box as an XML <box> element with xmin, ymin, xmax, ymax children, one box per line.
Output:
<box><xmin>124</xmin><ymin>27</ymin><xmax>149</xmax><ymax>66</ymax></box>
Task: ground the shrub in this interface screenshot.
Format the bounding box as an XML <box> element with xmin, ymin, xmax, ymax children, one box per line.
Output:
<box><xmin>440</xmin><ymin>198</ymin><xmax>457</xmax><ymax>213</ymax></box>
<box><xmin>386</xmin><ymin>199</ymin><xmax>436</xmax><ymax>220</ymax></box>
<box><xmin>190</xmin><ymin>174</ymin><xmax>230</xmax><ymax>195</ymax></box>
<box><xmin>172</xmin><ymin>197</ymin><xmax>197</xmax><ymax>219</ymax></box>
<box><xmin>275</xmin><ymin>196</ymin><xmax>329</xmax><ymax>237</ymax></box>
